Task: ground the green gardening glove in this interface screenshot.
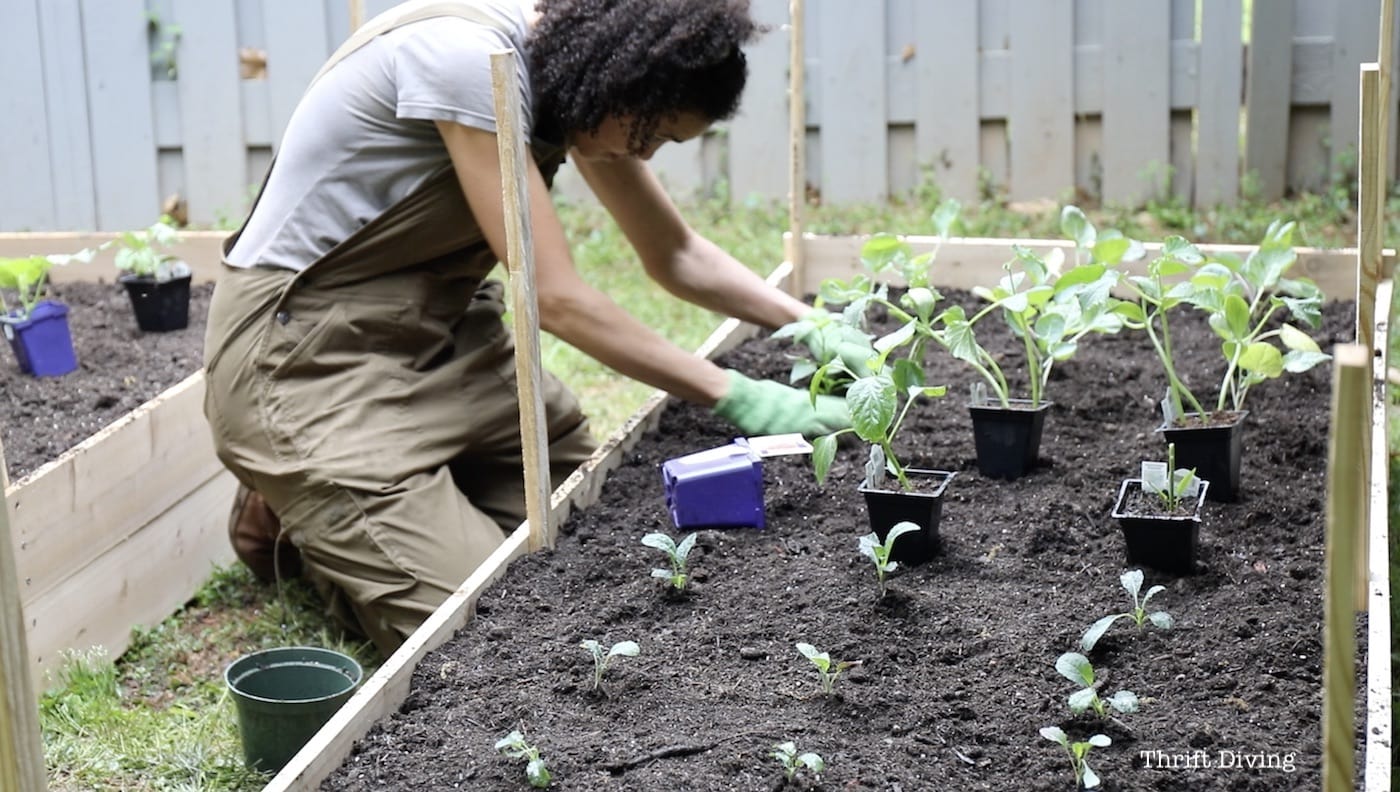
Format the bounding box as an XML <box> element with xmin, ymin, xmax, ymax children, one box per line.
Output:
<box><xmin>712</xmin><ymin>369</ymin><xmax>852</xmax><ymax>438</ymax></box>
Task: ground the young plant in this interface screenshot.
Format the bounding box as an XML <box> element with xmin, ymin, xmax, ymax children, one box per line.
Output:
<box><xmin>578</xmin><ymin>639</ymin><xmax>639</xmax><ymax>690</ymax></box>
<box><xmin>0</xmin><ymin>246</ymin><xmax>104</xmax><ymax>322</ymax></box>
<box><xmin>1140</xmin><ymin>443</ymin><xmax>1201</xmax><ymax>512</ymax></box>
<box><xmin>1116</xmin><ymin>220</ymin><xmax>1330</xmax><ymax>424</ymax></box>
<box><xmin>1054</xmin><ymin>652</ymin><xmax>1140</xmax><ymax>718</ymax></box>
<box><xmin>795</xmin><ymin>642</ymin><xmax>858</xmax><ymax>695</ymax></box>
<box><xmin>770</xmin><ymin>741</ymin><xmax>825</xmax><ymax>783</ymax></box>
<box><xmin>115</xmin><ymin>216</ymin><xmax>190</xmax><ymax>282</ymax></box>
<box><xmin>1079</xmin><ymin>569</ymin><xmax>1173</xmax><ymax>652</ymax></box>
<box><xmin>640</xmin><ymin>531</ymin><xmax>697</xmax><ymax>591</ymax></box>
<box><xmin>495</xmin><ymin>730</ymin><xmax>552</xmax><ymax>788</ymax></box>
<box><xmin>1040</xmin><ymin>726</ymin><xmax>1111</xmax><ymax>789</ymax></box>
<box><xmin>857</xmin><ymin>521</ymin><xmax>920</xmax><ymax>596</ymax></box>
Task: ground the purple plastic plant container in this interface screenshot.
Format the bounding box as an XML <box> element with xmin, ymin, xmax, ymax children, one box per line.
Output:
<box><xmin>4</xmin><ymin>300</ymin><xmax>78</xmax><ymax>377</ymax></box>
<box><xmin>661</xmin><ymin>442</ymin><xmax>766</xmax><ymax>529</ymax></box>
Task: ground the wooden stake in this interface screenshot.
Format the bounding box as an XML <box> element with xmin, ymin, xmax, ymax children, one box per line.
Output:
<box><xmin>1359</xmin><ymin>64</ymin><xmax>1384</xmax><ymax>352</ymax></box>
<box><xmin>1380</xmin><ymin>0</ymin><xmax>1395</xmax><ymax>180</ymax></box>
<box><xmin>786</xmin><ymin>0</ymin><xmax>806</xmax><ymax>292</ymax></box>
<box><xmin>1365</xmin><ymin>279</ymin><xmax>1394</xmax><ymax>791</ymax></box>
<box><xmin>0</xmin><ymin>437</ymin><xmax>47</xmax><ymax>792</ymax></box>
<box><xmin>348</xmin><ymin>0</ymin><xmax>365</xmax><ymax>31</ymax></box>
<box><xmin>490</xmin><ymin>51</ymin><xmax>553</xmax><ymax>552</ymax></box>
<box><xmin>1322</xmin><ymin>343</ymin><xmax>1368</xmax><ymax>792</ymax></box>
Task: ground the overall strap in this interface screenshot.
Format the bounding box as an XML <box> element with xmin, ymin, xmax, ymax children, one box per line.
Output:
<box><xmin>310</xmin><ymin>0</ymin><xmax>510</xmax><ymax>88</ymax></box>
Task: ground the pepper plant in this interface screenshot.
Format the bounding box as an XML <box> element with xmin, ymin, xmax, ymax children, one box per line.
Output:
<box><xmin>1079</xmin><ymin>569</ymin><xmax>1173</xmax><ymax>652</ymax></box>
<box><xmin>1054</xmin><ymin>652</ymin><xmax>1140</xmax><ymax>718</ymax></box>
<box><xmin>1040</xmin><ymin>726</ymin><xmax>1110</xmax><ymax>789</ymax></box>
<box><xmin>1115</xmin><ymin>220</ymin><xmax>1329</xmax><ymax>424</ymax></box>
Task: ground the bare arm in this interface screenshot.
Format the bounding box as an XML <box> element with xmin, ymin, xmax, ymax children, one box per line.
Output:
<box><xmin>574</xmin><ymin>154</ymin><xmax>811</xmax><ymax>330</ymax></box>
<box><xmin>435</xmin><ymin>120</ymin><xmax>731</xmax><ymax>406</ymax></box>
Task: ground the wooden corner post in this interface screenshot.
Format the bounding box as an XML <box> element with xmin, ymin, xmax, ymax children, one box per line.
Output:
<box><xmin>785</xmin><ymin>0</ymin><xmax>806</xmax><ymax>294</ymax></box>
<box><xmin>0</xmin><ymin>438</ymin><xmax>47</xmax><ymax>791</ymax></box>
<box><xmin>490</xmin><ymin>51</ymin><xmax>554</xmax><ymax>552</ymax></box>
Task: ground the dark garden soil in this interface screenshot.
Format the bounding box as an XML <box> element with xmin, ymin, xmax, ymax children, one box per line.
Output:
<box><xmin>324</xmin><ymin>294</ymin><xmax>1364</xmax><ymax>792</ymax></box>
<box><xmin>0</xmin><ymin>280</ymin><xmax>215</xmax><ymax>482</ymax></box>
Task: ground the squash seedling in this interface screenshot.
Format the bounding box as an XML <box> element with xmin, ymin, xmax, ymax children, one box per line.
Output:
<box><xmin>858</xmin><ymin>521</ymin><xmax>920</xmax><ymax>596</ymax></box>
<box><xmin>1054</xmin><ymin>652</ymin><xmax>1139</xmax><ymax>718</ymax></box>
<box><xmin>579</xmin><ymin>639</ymin><xmax>639</xmax><ymax>690</ymax></box>
<box><xmin>640</xmin><ymin>532</ymin><xmax>698</xmax><ymax>591</ymax></box>
<box><xmin>1040</xmin><ymin>726</ymin><xmax>1110</xmax><ymax>789</ymax></box>
<box><xmin>1079</xmin><ymin>569</ymin><xmax>1173</xmax><ymax>652</ymax></box>
<box><xmin>770</xmin><ymin>741</ymin><xmax>824</xmax><ymax>783</ymax></box>
<box><xmin>795</xmin><ymin>642</ymin><xmax>858</xmax><ymax>695</ymax></box>
<box><xmin>495</xmin><ymin>730</ymin><xmax>552</xmax><ymax>788</ymax></box>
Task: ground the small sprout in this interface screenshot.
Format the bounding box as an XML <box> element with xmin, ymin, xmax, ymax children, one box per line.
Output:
<box><xmin>1140</xmin><ymin>442</ymin><xmax>1201</xmax><ymax>511</ymax></box>
<box><xmin>579</xmin><ymin>639</ymin><xmax>639</xmax><ymax>690</ymax></box>
<box><xmin>858</xmin><ymin>521</ymin><xmax>920</xmax><ymax>596</ymax></box>
<box><xmin>1079</xmin><ymin>569</ymin><xmax>1173</xmax><ymax>652</ymax></box>
<box><xmin>1054</xmin><ymin>652</ymin><xmax>1139</xmax><ymax>718</ymax></box>
<box><xmin>495</xmin><ymin>730</ymin><xmax>552</xmax><ymax>788</ymax></box>
<box><xmin>1041</xmin><ymin>726</ymin><xmax>1110</xmax><ymax>789</ymax></box>
<box><xmin>770</xmin><ymin>741</ymin><xmax>825</xmax><ymax>783</ymax></box>
<box><xmin>795</xmin><ymin>642</ymin><xmax>859</xmax><ymax>695</ymax></box>
<box><xmin>641</xmin><ymin>532</ymin><xmax>698</xmax><ymax>591</ymax></box>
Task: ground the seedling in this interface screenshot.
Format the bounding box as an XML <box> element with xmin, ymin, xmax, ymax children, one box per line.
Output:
<box><xmin>795</xmin><ymin>642</ymin><xmax>858</xmax><ymax>695</ymax></box>
<box><xmin>770</xmin><ymin>741</ymin><xmax>825</xmax><ymax>783</ymax></box>
<box><xmin>640</xmin><ymin>532</ymin><xmax>698</xmax><ymax>591</ymax></box>
<box><xmin>1079</xmin><ymin>569</ymin><xmax>1173</xmax><ymax>652</ymax></box>
<box><xmin>858</xmin><ymin>521</ymin><xmax>920</xmax><ymax>596</ymax></box>
<box><xmin>495</xmin><ymin>730</ymin><xmax>552</xmax><ymax>788</ymax></box>
<box><xmin>1040</xmin><ymin>726</ymin><xmax>1110</xmax><ymax>789</ymax></box>
<box><xmin>115</xmin><ymin>216</ymin><xmax>189</xmax><ymax>282</ymax></box>
<box><xmin>1054</xmin><ymin>652</ymin><xmax>1139</xmax><ymax>718</ymax></box>
<box><xmin>0</xmin><ymin>246</ymin><xmax>104</xmax><ymax>322</ymax></box>
<box><xmin>1140</xmin><ymin>443</ymin><xmax>1200</xmax><ymax>512</ymax></box>
<box><xmin>579</xmin><ymin>639</ymin><xmax>639</xmax><ymax>690</ymax></box>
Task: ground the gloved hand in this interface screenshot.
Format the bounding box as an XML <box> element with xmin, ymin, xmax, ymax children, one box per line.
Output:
<box><xmin>712</xmin><ymin>369</ymin><xmax>851</xmax><ymax>438</ymax></box>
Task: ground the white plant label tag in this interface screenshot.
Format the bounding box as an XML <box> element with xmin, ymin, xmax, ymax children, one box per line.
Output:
<box><xmin>1141</xmin><ymin>461</ymin><xmax>1169</xmax><ymax>493</ymax></box>
<box><xmin>1159</xmin><ymin>388</ymin><xmax>1177</xmax><ymax>425</ymax></box>
<box><xmin>970</xmin><ymin>382</ymin><xmax>986</xmax><ymax>406</ymax></box>
<box><xmin>1175</xmin><ymin>470</ymin><xmax>1202</xmax><ymax>500</ymax></box>
<box><xmin>2</xmin><ymin>324</ymin><xmax>12</xmax><ymax>341</ymax></box>
<box><xmin>742</xmin><ymin>433</ymin><xmax>814</xmax><ymax>458</ymax></box>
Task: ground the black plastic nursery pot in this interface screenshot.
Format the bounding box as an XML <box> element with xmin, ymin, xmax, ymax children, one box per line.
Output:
<box><xmin>120</xmin><ymin>273</ymin><xmax>191</xmax><ymax>332</ymax></box>
<box><xmin>1112</xmin><ymin>477</ymin><xmax>1209</xmax><ymax>576</ymax></box>
<box><xmin>967</xmin><ymin>399</ymin><xmax>1052</xmax><ymax>480</ymax></box>
<box><xmin>3</xmin><ymin>300</ymin><xmax>78</xmax><ymax>377</ymax></box>
<box><xmin>1156</xmin><ymin>410</ymin><xmax>1247</xmax><ymax>502</ymax></box>
<box><xmin>858</xmin><ymin>468</ymin><xmax>954</xmax><ymax>566</ymax></box>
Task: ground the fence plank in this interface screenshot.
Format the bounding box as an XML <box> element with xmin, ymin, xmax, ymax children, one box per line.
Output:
<box><xmin>81</xmin><ymin>0</ymin><xmax>161</xmax><ymax>230</ymax></box>
<box><xmin>814</xmin><ymin>0</ymin><xmax>886</xmax><ymax>203</ymax></box>
<box><xmin>38</xmin><ymin>0</ymin><xmax>98</xmax><ymax>230</ymax></box>
<box><xmin>264</xmin><ymin>2</ymin><xmax>330</xmax><ymax>147</ymax></box>
<box><xmin>1102</xmin><ymin>0</ymin><xmax>1171</xmax><ymax>205</ymax></box>
<box><xmin>727</xmin><ymin>0</ymin><xmax>789</xmax><ymax>204</ymax></box>
<box><xmin>1334</xmin><ymin>0</ymin><xmax>1382</xmax><ymax>171</ymax></box>
<box><xmin>174</xmin><ymin>0</ymin><xmax>247</xmax><ymax>226</ymax></box>
<box><xmin>1196</xmin><ymin>0</ymin><xmax>1243</xmax><ymax>206</ymax></box>
<box><xmin>1008</xmin><ymin>0</ymin><xmax>1074</xmax><ymax>201</ymax></box>
<box><xmin>0</xmin><ymin>0</ymin><xmax>55</xmax><ymax>231</ymax></box>
<box><xmin>1245</xmin><ymin>1</ymin><xmax>1294</xmax><ymax>201</ymax></box>
<box><xmin>915</xmin><ymin>0</ymin><xmax>979</xmax><ymax>201</ymax></box>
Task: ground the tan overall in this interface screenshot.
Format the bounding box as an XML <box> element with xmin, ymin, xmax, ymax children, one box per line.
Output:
<box><xmin>203</xmin><ymin>1</ymin><xmax>597</xmax><ymax>654</ymax></box>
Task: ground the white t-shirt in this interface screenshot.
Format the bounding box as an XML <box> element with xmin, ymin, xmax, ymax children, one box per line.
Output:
<box><xmin>228</xmin><ymin>0</ymin><xmax>536</xmax><ymax>271</ymax></box>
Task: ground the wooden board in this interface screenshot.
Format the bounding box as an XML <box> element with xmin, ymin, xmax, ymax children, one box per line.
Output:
<box><xmin>1334</xmin><ymin>0</ymin><xmax>1383</xmax><ymax>170</ymax></box>
<box><xmin>1365</xmin><ymin>279</ymin><xmax>1394</xmax><ymax>791</ymax></box>
<box><xmin>914</xmin><ymin>0</ymin><xmax>979</xmax><ymax>201</ymax></box>
<box><xmin>0</xmin><ymin>0</ymin><xmax>55</xmax><ymax>232</ymax></box>
<box><xmin>0</xmin><ymin>231</ymin><xmax>228</xmax><ymax>283</ymax></box>
<box><xmin>1196</xmin><ymin>0</ymin><xmax>1243</xmax><ymax>207</ymax></box>
<box><xmin>1102</xmin><ymin>0</ymin><xmax>1171</xmax><ymax>206</ymax></box>
<box><xmin>727</xmin><ymin>0</ymin><xmax>790</xmax><ymax>204</ymax></box>
<box><xmin>0</xmin><ymin>438</ymin><xmax>46</xmax><ymax>790</ymax></box>
<box><xmin>814</xmin><ymin>0</ymin><xmax>886</xmax><ymax>203</ymax></box>
<box><xmin>1245</xmin><ymin>1</ymin><xmax>1295</xmax><ymax>201</ymax></box>
<box><xmin>263</xmin><ymin>2</ymin><xmax>331</xmax><ymax>148</ymax></box>
<box><xmin>174</xmin><ymin>1</ymin><xmax>247</xmax><ymax>227</ymax></box>
<box><xmin>1007</xmin><ymin>0</ymin><xmax>1074</xmax><ymax>202</ymax></box>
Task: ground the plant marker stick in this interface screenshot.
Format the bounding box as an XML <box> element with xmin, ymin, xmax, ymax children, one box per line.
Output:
<box><xmin>1366</xmin><ymin>279</ymin><xmax>1395</xmax><ymax>792</ymax></box>
<box><xmin>491</xmin><ymin>51</ymin><xmax>554</xmax><ymax>551</ymax></box>
<box><xmin>1322</xmin><ymin>344</ymin><xmax>1367</xmax><ymax>792</ymax></box>
<box><xmin>785</xmin><ymin>0</ymin><xmax>806</xmax><ymax>295</ymax></box>
<box><xmin>0</xmin><ymin>436</ymin><xmax>48</xmax><ymax>791</ymax></box>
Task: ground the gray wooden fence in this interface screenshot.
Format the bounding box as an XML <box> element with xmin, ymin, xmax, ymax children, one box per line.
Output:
<box><xmin>1</xmin><ymin>0</ymin><xmax>1395</xmax><ymax>232</ymax></box>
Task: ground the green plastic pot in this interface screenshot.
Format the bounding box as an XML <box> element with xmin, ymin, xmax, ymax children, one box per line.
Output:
<box><xmin>225</xmin><ymin>646</ymin><xmax>363</xmax><ymax>772</ymax></box>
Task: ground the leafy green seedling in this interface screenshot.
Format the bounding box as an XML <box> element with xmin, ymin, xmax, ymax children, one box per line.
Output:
<box><xmin>1079</xmin><ymin>569</ymin><xmax>1173</xmax><ymax>652</ymax></box>
<box><xmin>0</xmin><ymin>246</ymin><xmax>105</xmax><ymax>322</ymax></box>
<box><xmin>1040</xmin><ymin>726</ymin><xmax>1110</xmax><ymax>789</ymax></box>
<box><xmin>1054</xmin><ymin>652</ymin><xmax>1139</xmax><ymax>718</ymax></box>
<box><xmin>579</xmin><ymin>639</ymin><xmax>639</xmax><ymax>690</ymax></box>
<box><xmin>858</xmin><ymin>521</ymin><xmax>920</xmax><ymax>597</ymax></box>
<box><xmin>1140</xmin><ymin>443</ymin><xmax>1201</xmax><ymax>512</ymax></box>
<box><xmin>795</xmin><ymin>642</ymin><xmax>858</xmax><ymax>695</ymax></box>
<box><xmin>640</xmin><ymin>532</ymin><xmax>698</xmax><ymax>591</ymax></box>
<box><xmin>495</xmin><ymin>730</ymin><xmax>552</xmax><ymax>788</ymax></box>
<box><xmin>115</xmin><ymin>216</ymin><xmax>189</xmax><ymax>282</ymax></box>
<box><xmin>770</xmin><ymin>741</ymin><xmax>825</xmax><ymax>783</ymax></box>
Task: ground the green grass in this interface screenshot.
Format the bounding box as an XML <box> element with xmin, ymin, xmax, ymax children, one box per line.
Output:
<box><xmin>35</xmin><ymin>176</ymin><xmax>1399</xmax><ymax>790</ymax></box>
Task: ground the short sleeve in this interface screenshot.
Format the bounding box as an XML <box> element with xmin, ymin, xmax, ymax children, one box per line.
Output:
<box><xmin>392</xmin><ymin>17</ymin><xmax>530</xmax><ymax>133</ymax></box>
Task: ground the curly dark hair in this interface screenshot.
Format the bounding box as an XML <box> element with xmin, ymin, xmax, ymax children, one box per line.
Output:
<box><xmin>527</xmin><ymin>0</ymin><xmax>760</xmax><ymax>153</ymax></box>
